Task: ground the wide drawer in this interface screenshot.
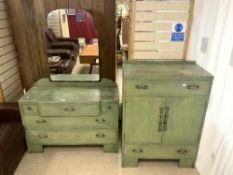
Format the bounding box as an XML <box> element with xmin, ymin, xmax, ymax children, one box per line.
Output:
<box><xmin>26</xmin><ymin>129</ymin><xmax>117</xmax><ymax>145</ymax></box>
<box><xmin>38</xmin><ymin>102</ymin><xmax>100</xmax><ymax>117</ymax></box>
<box><xmin>124</xmin><ymin>80</ymin><xmax>211</xmax><ymax>96</ymax></box>
<box><xmin>22</xmin><ymin>115</ymin><xmax>118</xmax><ymax>130</ymax></box>
<box><xmin>124</xmin><ymin>144</ymin><xmax>198</xmax><ymax>159</ymax></box>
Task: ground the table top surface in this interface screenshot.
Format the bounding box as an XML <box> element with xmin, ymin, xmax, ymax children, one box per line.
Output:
<box><xmin>80</xmin><ymin>44</ymin><xmax>99</xmax><ymax>57</ymax></box>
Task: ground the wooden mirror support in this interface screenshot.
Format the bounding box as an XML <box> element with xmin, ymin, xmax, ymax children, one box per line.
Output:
<box><xmin>7</xmin><ymin>0</ymin><xmax>116</xmax><ymax>90</ymax></box>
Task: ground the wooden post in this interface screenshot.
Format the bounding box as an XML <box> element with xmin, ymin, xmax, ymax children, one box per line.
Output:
<box><xmin>0</xmin><ymin>84</ymin><xmax>5</xmax><ymax>102</ymax></box>
<box><xmin>128</xmin><ymin>0</ymin><xmax>136</xmax><ymax>60</ymax></box>
<box><xmin>184</xmin><ymin>0</ymin><xmax>195</xmax><ymax>60</ymax></box>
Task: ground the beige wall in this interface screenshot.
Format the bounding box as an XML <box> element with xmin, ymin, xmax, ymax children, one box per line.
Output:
<box><xmin>0</xmin><ymin>0</ymin><xmax>23</xmax><ymax>102</ymax></box>
<box><xmin>48</xmin><ymin>9</ymin><xmax>70</xmax><ymax>38</ymax></box>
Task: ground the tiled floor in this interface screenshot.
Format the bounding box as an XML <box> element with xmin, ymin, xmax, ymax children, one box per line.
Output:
<box><xmin>15</xmin><ymin>147</ymin><xmax>200</xmax><ymax>175</ymax></box>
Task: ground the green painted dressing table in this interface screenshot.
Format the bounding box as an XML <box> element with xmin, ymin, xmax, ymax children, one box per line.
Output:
<box><xmin>19</xmin><ymin>76</ymin><xmax>119</xmax><ymax>153</ymax></box>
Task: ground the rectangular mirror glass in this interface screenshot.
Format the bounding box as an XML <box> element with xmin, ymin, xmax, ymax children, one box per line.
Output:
<box><xmin>46</xmin><ymin>9</ymin><xmax>100</xmax><ymax>81</ymax></box>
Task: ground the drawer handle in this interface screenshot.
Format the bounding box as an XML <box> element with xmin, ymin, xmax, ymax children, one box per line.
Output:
<box><xmin>132</xmin><ymin>148</ymin><xmax>143</xmax><ymax>153</ymax></box>
<box><xmin>36</xmin><ymin>120</ymin><xmax>47</xmax><ymax>124</ymax></box>
<box><xmin>64</xmin><ymin>107</ymin><xmax>75</xmax><ymax>112</ymax></box>
<box><xmin>96</xmin><ymin>133</ymin><xmax>106</xmax><ymax>138</ymax></box>
<box><xmin>177</xmin><ymin>149</ymin><xmax>188</xmax><ymax>154</ymax></box>
<box><xmin>136</xmin><ymin>84</ymin><xmax>148</xmax><ymax>90</ymax></box>
<box><xmin>108</xmin><ymin>106</ymin><xmax>112</xmax><ymax>110</ymax></box>
<box><xmin>27</xmin><ymin>107</ymin><xmax>32</xmax><ymax>111</ymax></box>
<box><xmin>187</xmin><ymin>84</ymin><xmax>200</xmax><ymax>90</ymax></box>
<box><xmin>38</xmin><ymin>135</ymin><xmax>48</xmax><ymax>139</ymax></box>
<box><xmin>96</xmin><ymin>119</ymin><xmax>106</xmax><ymax>123</ymax></box>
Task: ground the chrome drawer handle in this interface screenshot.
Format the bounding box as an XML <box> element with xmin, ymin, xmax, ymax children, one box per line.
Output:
<box><xmin>36</xmin><ymin>120</ymin><xmax>47</xmax><ymax>124</ymax></box>
<box><xmin>64</xmin><ymin>107</ymin><xmax>75</xmax><ymax>112</ymax></box>
<box><xmin>38</xmin><ymin>135</ymin><xmax>48</xmax><ymax>139</ymax></box>
<box><xmin>96</xmin><ymin>133</ymin><xmax>106</xmax><ymax>138</ymax></box>
<box><xmin>177</xmin><ymin>149</ymin><xmax>188</xmax><ymax>154</ymax></box>
<box><xmin>132</xmin><ymin>148</ymin><xmax>143</xmax><ymax>153</ymax></box>
<box><xmin>187</xmin><ymin>84</ymin><xmax>200</xmax><ymax>90</ymax></box>
<box><xmin>136</xmin><ymin>84</ymin><xmax>148</xmax><ymax>90</ymax></box>
<box><xmin>96</xmin><ymin>119</ymin><xmax>106</xmax><ymax>123</ymax></box>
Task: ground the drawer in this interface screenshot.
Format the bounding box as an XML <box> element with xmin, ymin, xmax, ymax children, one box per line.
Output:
<box><xmin>38</xmin><ymin>103</ymin><xmax>100</xmax><ymax>117</ymax></box>
<box><xmin>20</xmin><ymin>104</ymin><xmax>38</xmax><ymax>115</ymax></box>
<box><xmin>124</xmin><ymin>80</ymin><xmax>211</xmax><ymax>96</ymax></box>
<box><xmin>101</xmin><ymin>103</ymin><xmax>118</xmax><ymax>114</ymax></box>
<box><xmin>26</xmin><ymin>129</ymin><xmax>117</xmax><ymax>145</ymax></box>
<box><xmin>22</xmin><ymin>115</ymin><xmax>118</xmax><ymax>130</ymax></box>
<box><xmin>124</xmin><ymin>144</ymin><xmax>197</xmax><ymax>159</ymax></box>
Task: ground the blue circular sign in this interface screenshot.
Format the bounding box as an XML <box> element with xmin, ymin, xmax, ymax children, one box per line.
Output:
<box><xmin>175</xmin><ymin>23</ymin><xmax>183</xmax><ymax>33</ymax></box>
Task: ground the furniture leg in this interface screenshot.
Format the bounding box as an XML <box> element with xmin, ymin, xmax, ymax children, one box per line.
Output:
<box><xmin>179</xmin><ymin>159</ymin><xmax>195</xmax><ymax>168</ymax></box>
<box><xmin>122</xmin><ymin>158</ymin><xmax>139</xmax><ymax>167</ymax></box>
<box><xmin>103</xmin><ymin>144</ymin><xmax>118</xmax><ymax>153</ymax></box>
<box><xmin>27</xmin><ymin>144</ymin><xmax>44</xmax><ymax>153</ymax></box>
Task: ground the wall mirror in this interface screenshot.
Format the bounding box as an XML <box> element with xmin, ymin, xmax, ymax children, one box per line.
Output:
<box><xmin>46</xmin><ymin>8</ymin><xmax>100</xmax><ymax>81</ymax></box>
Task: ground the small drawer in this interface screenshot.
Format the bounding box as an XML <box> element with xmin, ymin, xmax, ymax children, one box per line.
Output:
<box><xmin>22</xmin><ymin>115</ymin><xmax>118</xmax><ymax>130</ymax></box>
<box><xmin>124</xmin><ymin>80</ymin><xmax>211</xmax><ymax>96</ymax></box>
<box><xmin>38</xmin><ymin>102</ymin><xmax>100</xmax><ymax>117</ymax></box>
<box><xmin>20</xmin><ymin>104</ymin><xmax>38</xmax><ymax>115</ymax></box>
<box><xmin>124</xmin><ymin>145</ymin><xmax>197</xmax><ymax>159</ymax></box>
<box><xmin>26</xmin><ymin>129</ymin><xmax>117</xmax><ymax>145</ymax></box>
<box><xmin>101</xmin><ymin>103</ymin><xmax>118</xmax><ymax>114</ymax></box>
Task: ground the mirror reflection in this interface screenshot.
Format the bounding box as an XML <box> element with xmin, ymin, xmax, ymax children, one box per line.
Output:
<box><xmin>45</xmin><ymin>9</ymin><xmax>99</xmax><ymax>80</ymax></box>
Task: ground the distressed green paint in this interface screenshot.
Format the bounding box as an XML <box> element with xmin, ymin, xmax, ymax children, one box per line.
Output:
<box><xmin>19</xmin><ymin>78</ymin><xmax>119</xmax><ymax>153</ymax></box>
<box><xmin>122</xmin><ymin>61</ymin><xmax>213</xmax><ymax>168</ymax></box>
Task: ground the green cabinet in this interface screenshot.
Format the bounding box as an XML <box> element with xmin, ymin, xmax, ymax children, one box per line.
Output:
<box><xmin>122</xmin><ymin>61</ymin><xmax>213</xmax><ymax>167</ymax></box>
<box><xmin>19</xmin><ymin>78</ymin><xmax>119</xmax><ymax>153</ymax></box>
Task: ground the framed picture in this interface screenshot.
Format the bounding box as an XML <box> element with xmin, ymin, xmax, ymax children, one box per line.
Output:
<box><xmin>75</xmin><ymin>12</ymin><xmax>85</xmax><ymax>22</ymax></box>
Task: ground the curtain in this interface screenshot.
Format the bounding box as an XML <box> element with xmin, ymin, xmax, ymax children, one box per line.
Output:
<box><xmin>188</xmin><ymin>0</ymin><xmax>233</xmax><ymax>174</ymax></box>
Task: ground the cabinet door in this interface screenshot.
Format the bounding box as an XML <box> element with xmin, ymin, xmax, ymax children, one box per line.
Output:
<box><xmin>163</xmin><ymin>96</ymin><xmax>207</xmax><ymax>145</ymax></box>
<box><xmin>124</xmin><ymin>97</ymin><xmax>164</xmax><ymax>144</ymax></box>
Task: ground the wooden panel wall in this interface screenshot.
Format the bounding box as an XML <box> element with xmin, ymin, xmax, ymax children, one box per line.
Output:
<box><xmin>7</xmin><ymin>0</ymin><xmax>116</xmax><ymax>89</ymax></box>
<box><xmin>0</xmin><ymin>0</ymin><xmax>23</xmax><ymax>102</ymax></box>
<box><xmin>129</xmin><ymin>0</ymin><xmax>195</xmax><ymax>60</ymax></box>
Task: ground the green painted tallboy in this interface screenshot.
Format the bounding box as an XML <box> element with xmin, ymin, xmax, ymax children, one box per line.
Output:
<box><xmin>122</xmin><ymin>61</ymin><xmax>213</xmax><ymax>167</ymax></box>
<box><xmin>19</xmin><ymin>78</ymin><xmax>119</xmax><ymax>153</ymax></box>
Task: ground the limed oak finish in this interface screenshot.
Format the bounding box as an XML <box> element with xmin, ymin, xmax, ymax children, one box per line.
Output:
<box><xmin>122</xmin><ymin>61</ymin><xmax>213</xmax><ymax>167</ymax></box>
<box><xmin>19</xmin><ymin>78</ymin><xmax>119</xmax><ymax>153</ymax></box>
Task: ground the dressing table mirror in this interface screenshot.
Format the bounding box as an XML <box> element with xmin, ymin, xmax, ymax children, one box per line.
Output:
<box><xmin>8</xmin><ymin>0</ymin><xmax>119</xmax><ymax>153</ymax></box>
<box><xmin>46</xmin><ymin>8</ymin><xmax>100</xmax><ymax>82</ymax></box>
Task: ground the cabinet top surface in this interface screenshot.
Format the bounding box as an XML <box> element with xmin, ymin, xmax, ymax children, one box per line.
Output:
<box><xmin>19</xmin><ymin>78</ymin><xmax>118</xmax><ymax>103</ymax></box>
<box><xmin>123</xmin><ymin>61</ymin><xmax>213</xmax><ymax>80</ymax></box>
